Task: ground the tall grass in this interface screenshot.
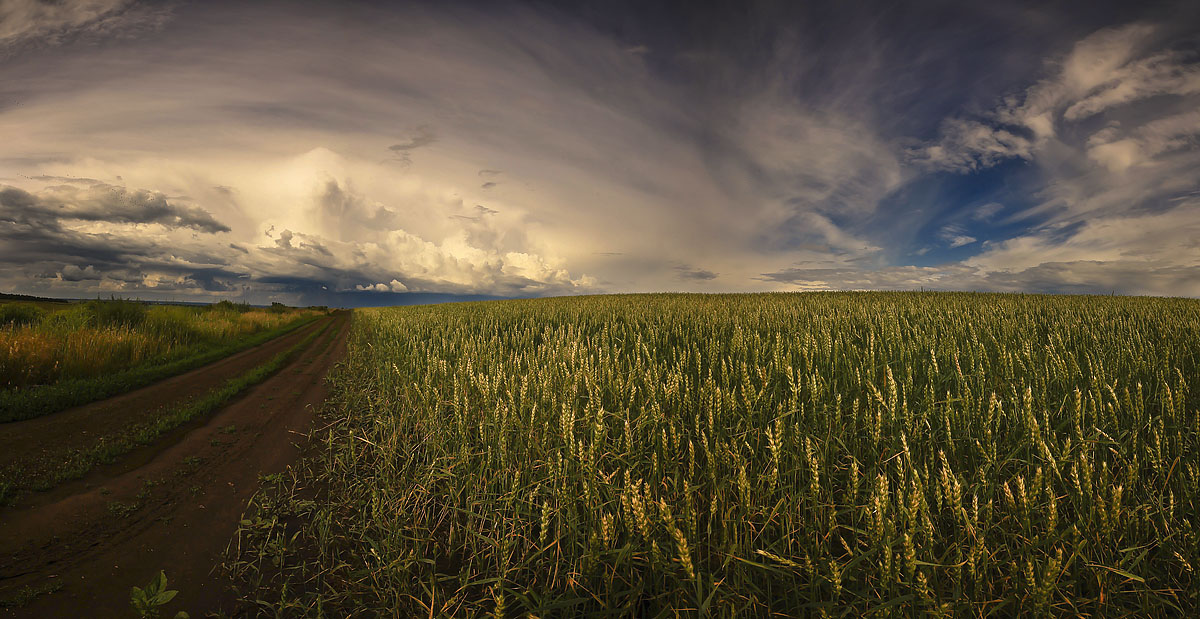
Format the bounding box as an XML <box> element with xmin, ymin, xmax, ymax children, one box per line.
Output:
<box><xmin>0</xmin><ymin>300</ymin><xmax>314</xmax><ymax>390</ymax></box>
<box><xmin>229</xmin><ymin>292</ymin><xmax>1199</xmax><ymax>616</ymax></box>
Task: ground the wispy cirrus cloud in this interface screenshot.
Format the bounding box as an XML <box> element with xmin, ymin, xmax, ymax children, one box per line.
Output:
<box><xmin>938</xmin><ymin>224</ymin><xmax>977</xmax><ymax>248</ymax></box>
<box><xmin>890</xmin><ymin>20</ymin><xmax>1200</xmax><ymax>297</ymax></box>
<box><xmin>911</xmin><ymin>22</ymin><xmax>1200</xmax><ymax>180</ymax></box>
<box><xmin>0</xmin><ymin>0</ymin><xmax>171</xmax><ymax>52</ymax></box>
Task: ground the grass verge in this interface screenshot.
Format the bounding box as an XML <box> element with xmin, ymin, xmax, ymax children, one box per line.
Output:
<box><xmin>0</xmin><ymin>313</ymin><xmax>322</xmax><ymax>423</ymax></box>
<box><xmin>0</xmin><ymin>317</ymin><xmax>335</xmax><ymax>504</ymax></box>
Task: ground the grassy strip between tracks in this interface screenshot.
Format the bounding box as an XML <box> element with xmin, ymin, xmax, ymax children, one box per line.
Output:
<box><xmin>0</xmin><ymin>313</ymin><xmax>324</xmax><ymax>423</ymax></box>
<box><xmin>0</xmin><ymin>318</ymin><xmax>335</xmax><ymax>505</ymax></box>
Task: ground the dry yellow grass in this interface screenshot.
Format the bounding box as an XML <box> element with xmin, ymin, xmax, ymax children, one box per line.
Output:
<box><xmin>0</xmin><ymin>301</ymin><xmax>316</xmax><ymax>389</ymax></box>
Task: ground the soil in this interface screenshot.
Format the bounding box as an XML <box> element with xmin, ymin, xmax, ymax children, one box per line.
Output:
<box><xmin>0</xmin><ymin>310</ymin><xmax>351</xmax><ymax>617</ymax></box>
<box><xmin>0</xmin><ymin>316</ymin><xmax>330</xmax><ymax>490</ymax></box>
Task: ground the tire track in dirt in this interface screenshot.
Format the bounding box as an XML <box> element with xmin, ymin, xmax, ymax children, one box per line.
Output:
<box><xmin>0</xmin><ymin>315</ymin><xmax>330</xmax><ymax>495</ymax></box>
<box><xmin>0</xmin><ymin>310</ymin><xmax>351</xmax><ymax>617</ymax></box>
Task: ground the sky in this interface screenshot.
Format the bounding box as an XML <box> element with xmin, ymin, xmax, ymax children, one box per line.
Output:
<box><xmin>1</xmin><ymin>0</ymin><xmax>1198</xmax><ymax>306</ymax></box>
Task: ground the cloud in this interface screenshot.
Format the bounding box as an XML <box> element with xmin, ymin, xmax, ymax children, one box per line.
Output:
<box><xmin>755</xmin><ymin>194</ymin><xmax>1200</xmax><ymax>298</ymax></box>
<box><xmin>25</xmin><ymin>174</ymin><xmax>103</xmax><ymax>185</ymax></box>
<box><xmin>356</xmin><ymin>278</ymin><xmax>408</xmax><ymax>293</ymax></box>
<box><xmin>758</xmin><ymin>264</ymin><xmax>980</xmax><ymax>291</ymax></box>
<box><xmin>939</xmin><ymin>224</ymin><xmax>977</xmax><ymax>248</ymax></box>
<box><xmin>1085</xmin><ymin>110</ymin><xmax>1200</xmax><ymax>173</ymax></box>
<box><xmin>972</xmin><ymin>202</ymin><xmax>1005</xmax><ymax>221</ymax></box>
<box><xmin>759</xmin><ymin>258</ymin><xmax>1200</xmax><ymax>298</ymax></box>
<box><xmin>0</xmin><ymin>0</ymin><xmax>171</xmax><ymax>52</ymax></box>
<box><xmin>675</xmin><ymin>266</ymin><xmax>717</xmax><ymax>281</ymax></box>
<box><xmin>981</xmin><ymin>261</ymin><xmax>1200</xmax><ymax>297</ymax></box>
<box><xmin>895</xmin><ymin>20</ymin><xmax>1200</xmax><ymax>298</ymax></box>
<box><xmin>968</xmin><ymin>205</ymin><xmax>1200</xmax><ymax>272</ymax></box>
<box><xmin>0</xmin><ymin>2</ymin><xmax>919</xmax><ymax>299</ymax></box>
<box><xmin>2</xmin><ymin>4</ymin><xmax>1198</xmax><ymax>301</ymax></box>
<box><xmin>955</xmin><ymin>201</ymin><xmax>1200</xmax><ymax>296</ymax></box>
<box><xmin>387</xmin><ymin>125</ymin><xmax>436</xmax><ymax>166</ymax></box>
<box><xmin>731</xmin><ymin>101</ymin><xmax>905</xmax><ymax>222</ymax></box>
<box><xmin>1061</xmin><ymin>39</ymin><xmax>1200</xmax><ymax>121</ymax></box>
<box><xmin>252</xmin><ymin>186</ymin><xmax>595</xmax><ymax>299</ymax></box>
<box><xmin>0</xmin><ymin>172</ymin><xmax>598</xmax><ymax>302</ymax></box>
<box><xmin>915</xmin><ymin>22</ymin><xmax>1199</xmax><ymax>177</ymax></box>
<box><xmin>0</xmin><ymin>199</ymin><xmax>246</xmax><ymax>296</ymax></box>
<box><xmin>910</xmin><ymin>118</ymin><xmax>1033</xmax><ymax>172</ymax></box>
<box><xmin>388</xmin><ymin>125</ymin><xmax>436</xmax><ymax>152</ymax></box>
<box><xmin>453</xmin><ymin>204</ymin><xmax>499</xmax><ymax>222</ymax></box>
<box><xmin>60</xmin><ymin>263</ymin><xmax>100</xmax><ymax>281</ymax></box>
<box><xmin>0</xmin><ymin>183</ymin><xmax>230</xmax><ymax>232</ymax></box>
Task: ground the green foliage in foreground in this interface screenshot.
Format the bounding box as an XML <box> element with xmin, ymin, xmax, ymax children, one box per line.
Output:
<box><xmin>230</xmin><ymin>292</ymin><xmax>1200</xmax><ymax>616</ymax></box>
<box><xmin>0</xmin><ymin>303</ymin><xmax>44</xmax><ymax>327</ymax></box>
<box><xmin>86</xmin><ymin>297</ymin><xmax>148</xmax><ymax>327</ymax></box>
<box><xmin>130</xmin><ymin>571</ymin><xmax>188</xmax><ymax>619</ymax></box>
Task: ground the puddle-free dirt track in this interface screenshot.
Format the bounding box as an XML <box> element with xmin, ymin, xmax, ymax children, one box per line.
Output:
<box><xmin>0</xmin><ymin>311</ymin><xmax>350</xmax><ymax>617</ymax></box>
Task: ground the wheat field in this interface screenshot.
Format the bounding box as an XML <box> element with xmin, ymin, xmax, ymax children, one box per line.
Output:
<box><xmin>229</xmin><ymin>292</ymin><xmax>1199</xmax><ymax>616</ymax></box>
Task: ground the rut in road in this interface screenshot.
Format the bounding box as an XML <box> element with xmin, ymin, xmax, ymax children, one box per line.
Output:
<box><xmin>0</xmin><ymin>311</ymin><xmax>351</xmax><ymax>618</ymax></box>
<box><xmin>0</xmin><ymin>315</ymin><xmax>330</xmax><ymax>496</ymax></box>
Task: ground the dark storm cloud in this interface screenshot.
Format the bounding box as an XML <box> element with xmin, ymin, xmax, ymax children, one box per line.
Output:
<box><xmin>0</xmin><ymin>179</ymin><xmax>249</xmax><ymax>297</ymax></box>
<box><xmin>450</xmin><ymin>205</ymin><xmax>500</xmax><ymax>222</ymax></box>
<box><xmin>386</xmin><ymin>125</ymin><xmax>436</xmax><ymax>166</ymax></box>
<box><xmin>0</xmin><ymin>217</ymin><xmax>246</xmax><ymax>295</ymax></box>
<box><xmin>388</xmin><ymin>125</ymin><xmax>436</xmax><ymax>152</ymax></box>
<box><xmin>978</xmin><ymin>261</ymin><xmax>1200</xmax><ymax>296</ymax></box>
<box><xmin>675</xmin><ymin>266</ymin><xmax>718</xmax><ymax>281</ymax></box>
<box><xmin>25</xmin><ymin>174</ymin><xmax>103</xmax><ymax>184</ymax></box>
<box><xmin>60</xmin><ymin>264</ymin><xmax>100</xmax><ymax>281</ymax></box>
<box><xmin>0</xmin><ymin>183</ymin><xmax>230</xmax><ymax>233</ymax></box>
<box><xmin>759</xmin><ymin>268</ymin><xmax>849</xmax><ymax>285</ymax></box>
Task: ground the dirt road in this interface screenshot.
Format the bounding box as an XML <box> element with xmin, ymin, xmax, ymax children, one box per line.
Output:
<box><xmin>0</xmin><ymin>311</ymin><xmax>350</xmax><ymax>617</ymax></box>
